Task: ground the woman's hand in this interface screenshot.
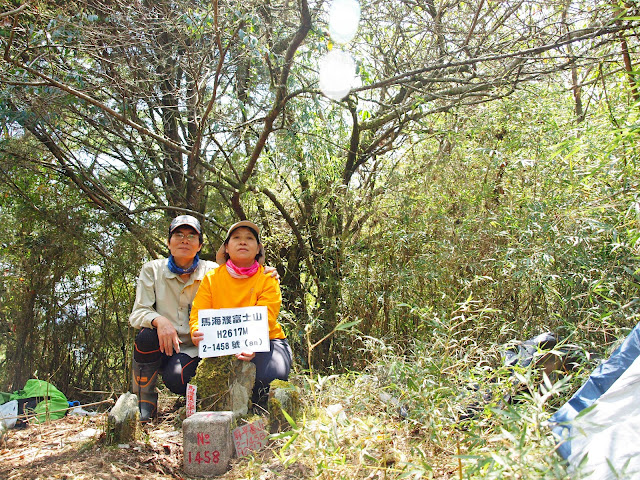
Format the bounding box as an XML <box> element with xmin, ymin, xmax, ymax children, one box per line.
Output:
<box><xmin>191</xmin><ymin>329</ymin><xmax>205</xmax><ymax>347</ymax></box>
<box><xmin>235</xmin><ymin>351</ymin><xmax>256</xmax><ymax>362</ymax></box>
<box><xmin>153</xmin><ymin>316</ymin><xmax>182</xmax><ymax>355</ymax></box>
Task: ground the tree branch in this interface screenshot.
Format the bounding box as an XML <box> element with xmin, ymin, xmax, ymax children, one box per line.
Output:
<box><xmin>0</xmin><ymin>3</ymin><xmax>28</xmax><ymax>20</ymax></box>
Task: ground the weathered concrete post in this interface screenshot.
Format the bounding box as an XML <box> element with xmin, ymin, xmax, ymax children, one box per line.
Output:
<box><xmin>183</xmin><ymin>411</ymin><xmax>234</xmax><ymax>477</ymax></box>
<box><xmin>106</xmin><ymin>392</ymin><xmax>139</xmax><ymax>445</ymax></box>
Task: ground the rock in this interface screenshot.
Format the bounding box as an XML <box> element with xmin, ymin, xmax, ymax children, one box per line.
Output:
<box><xmin>267</xmin><ymin>379</ymin><xmax>300</xmax><ymax>433</ymax></box>
<box><xmin>189</xmin><ymin>357</ymin><xmax>256</xmax><ymax>419</ymax></box>
<box><xmin>228</xmin><ymin>360</ymin><xmax>256</xmax><ymax>416</ymax></box>
<box><xmin>106</xmin><ymin>392</ymin><xmax>139</xmax><ymax>445</ymax></box>
<box><xmin>68</xmin><ymin>428</ymin><xmax>100</xmax><ymax>443</ymax></box>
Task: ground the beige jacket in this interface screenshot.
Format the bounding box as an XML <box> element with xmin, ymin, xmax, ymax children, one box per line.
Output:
<box><xmin>129</xmin><ymin>257</ymin><xmax>218</xmax><ymax>358</ymax></box>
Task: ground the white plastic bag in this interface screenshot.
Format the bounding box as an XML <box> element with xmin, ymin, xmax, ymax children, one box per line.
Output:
<box><xmin>0</xmin><ymin>400</ymin><xmax>18</xmax><ymax>429</ymax></box>
<box><xmin>68</xmin><ymin>406</ymin><xmax>97</xmax><ymax>416</ymax></box>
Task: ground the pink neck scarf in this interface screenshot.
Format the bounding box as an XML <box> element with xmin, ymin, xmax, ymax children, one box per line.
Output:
<box><xmin>226</xmin><ymin>259</ymin><xmax>260</xmax><ymax>278</ymax></box>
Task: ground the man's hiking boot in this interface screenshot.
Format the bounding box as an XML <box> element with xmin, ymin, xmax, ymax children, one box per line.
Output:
<box><xmin>131</xmin><ymin>359</ymin><xmax>160</xmax><ymax>422</ymax></box>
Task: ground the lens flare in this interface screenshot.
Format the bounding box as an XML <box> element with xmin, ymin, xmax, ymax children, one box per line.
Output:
<box><xmin>328</xmin><ymin>0</ymin><xmax>361</xmax><ymax>44</ymax></box>
<box><xmin>319</xmin><ymin>48</ymin><xmax>357</xmax><ymax>101</ymax></box>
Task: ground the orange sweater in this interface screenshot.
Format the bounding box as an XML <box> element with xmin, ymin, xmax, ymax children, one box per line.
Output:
<box><xmin>189</xmin><ymin>264</ymin><xmax>285</xmax><ymax>339</ymax></box>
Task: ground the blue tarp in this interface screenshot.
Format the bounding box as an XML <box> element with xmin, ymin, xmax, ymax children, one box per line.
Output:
<box><xmin>550</xmin><ymin>321</ymin><xmax>640</xmax><ymax>460</ymax></box>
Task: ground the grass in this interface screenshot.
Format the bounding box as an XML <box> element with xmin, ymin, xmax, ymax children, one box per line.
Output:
<box><xmin>230</xmin><ymin>333</ymin><xmax>597</xmax><ymax>480</ymax></box>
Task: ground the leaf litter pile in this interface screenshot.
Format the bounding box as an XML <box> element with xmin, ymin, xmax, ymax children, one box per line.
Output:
<box><xmin>0</xmin><ymin>407</ymin><xmax>183</xmax><ymax>479</ymax></box>
<box><xmin>0</xmin><ymin>395</ymin><xmax>310</xmax><ymax>480</ymax></box>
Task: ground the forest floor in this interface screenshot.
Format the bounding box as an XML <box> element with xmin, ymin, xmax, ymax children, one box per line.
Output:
<box><xmin>0</xmin><ymin>365</ymin><xmax>484</xmax><ymax>480</ymax></box>
<box><xmin>0</xmin><ymin>395</ymin><xmax>307</xmax><ymax>480</ymax></box>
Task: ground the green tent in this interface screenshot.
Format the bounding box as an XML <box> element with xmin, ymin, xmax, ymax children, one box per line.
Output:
<box><xmin>0</xmin><ymin>379</ymin><xmax>69</xmax><ymax>424</ymax></box>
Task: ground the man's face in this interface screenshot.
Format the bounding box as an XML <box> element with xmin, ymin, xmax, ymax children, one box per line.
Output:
<box><xmin>167</xmin><ymin>226</ymin><xmax>202</xmax><ymax>263</ymax></box>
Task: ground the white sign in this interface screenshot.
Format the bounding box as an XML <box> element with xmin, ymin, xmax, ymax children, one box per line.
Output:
<box><xmin>198</xmin><ymin>306</ymin><xmax>270</xmax><ymax>358</ymax></box>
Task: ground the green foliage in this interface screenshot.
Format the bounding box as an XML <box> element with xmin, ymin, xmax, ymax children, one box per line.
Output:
<box><xmin>0</xmin><ymin>0</ymin><xmax>639</xmax><ymax>429</ymax></box>
<box><xmin>0</xmin><ymin>140</ymin><xmax>141</xmax><ymax>394</ymax></box>
<box><xmin>263</xmin><ymin>327</ymin><xmax>587</xmax><ymax>479</ymax></box>
<box><xmin>339</xmin><ymin>80</ymin><xmax>640</xmax><ymax>362</ymax></box>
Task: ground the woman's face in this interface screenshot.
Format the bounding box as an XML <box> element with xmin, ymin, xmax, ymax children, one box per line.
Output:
<box><xmin>167</xmin><ymin>226</ymin><xmax>202</xmax><ymax>267</ymax></box>
<box><xmin>225</xmin><ymin>227</ymin><xmax>260</xmax><ymax>268</ymax></box>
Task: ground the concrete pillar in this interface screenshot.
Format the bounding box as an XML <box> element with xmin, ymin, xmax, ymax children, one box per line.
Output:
<box><xmin>183</xmin><ymin>411</ymin><xmax>234</xmax><ymax>477</ymax></box>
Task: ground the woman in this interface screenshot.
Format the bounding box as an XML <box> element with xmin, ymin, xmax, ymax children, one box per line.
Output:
<box><xmin>129</xmin><ymin>215</ymin><xmax>278</xmax><ymax>422</ymax></box>
<box><xmin>190</xmin><ymin>220</ymin><xmax>292</xmax><ymax>407</ymax></box>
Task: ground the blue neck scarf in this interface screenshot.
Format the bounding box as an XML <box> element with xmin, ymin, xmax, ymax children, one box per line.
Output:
<box><xmin>168</xmin><ymin>254</ymin><xmax>200</xmax><ymax>275</ymax></box>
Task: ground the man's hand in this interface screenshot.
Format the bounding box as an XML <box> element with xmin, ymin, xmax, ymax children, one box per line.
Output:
<box><xmin>153</xmin><ymin>316</ymin><xmax>182</xmax><ymax>356</ymax></box>
<box><xmin>263</xmin><ymin>265</ymin><xmax>280</xmax><ymax>281</ymax></box>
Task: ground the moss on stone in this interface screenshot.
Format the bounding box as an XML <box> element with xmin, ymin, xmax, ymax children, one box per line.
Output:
<box><xmin>267</xmin><ymin>380</ymin><xmax>300</xmax><ymax>433</ymax></box>
<box><xmin>190</xmin><ymin>356</ymin><xmax>234</xmax><ymax>411</ymax></box>
<box><xmin>270</xmin><ymin>379</ymin><xmax>292</xmax><ymax>390</ymax></box>
<box><xmin>106</xmin><ymin>408</ymin><xmax>139</xmax><ymax>445</ymax></box>
<box><xmin>105</xmin><ymin>392</ymin><xmax>140</xmax><ymax>445</ymax></box>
